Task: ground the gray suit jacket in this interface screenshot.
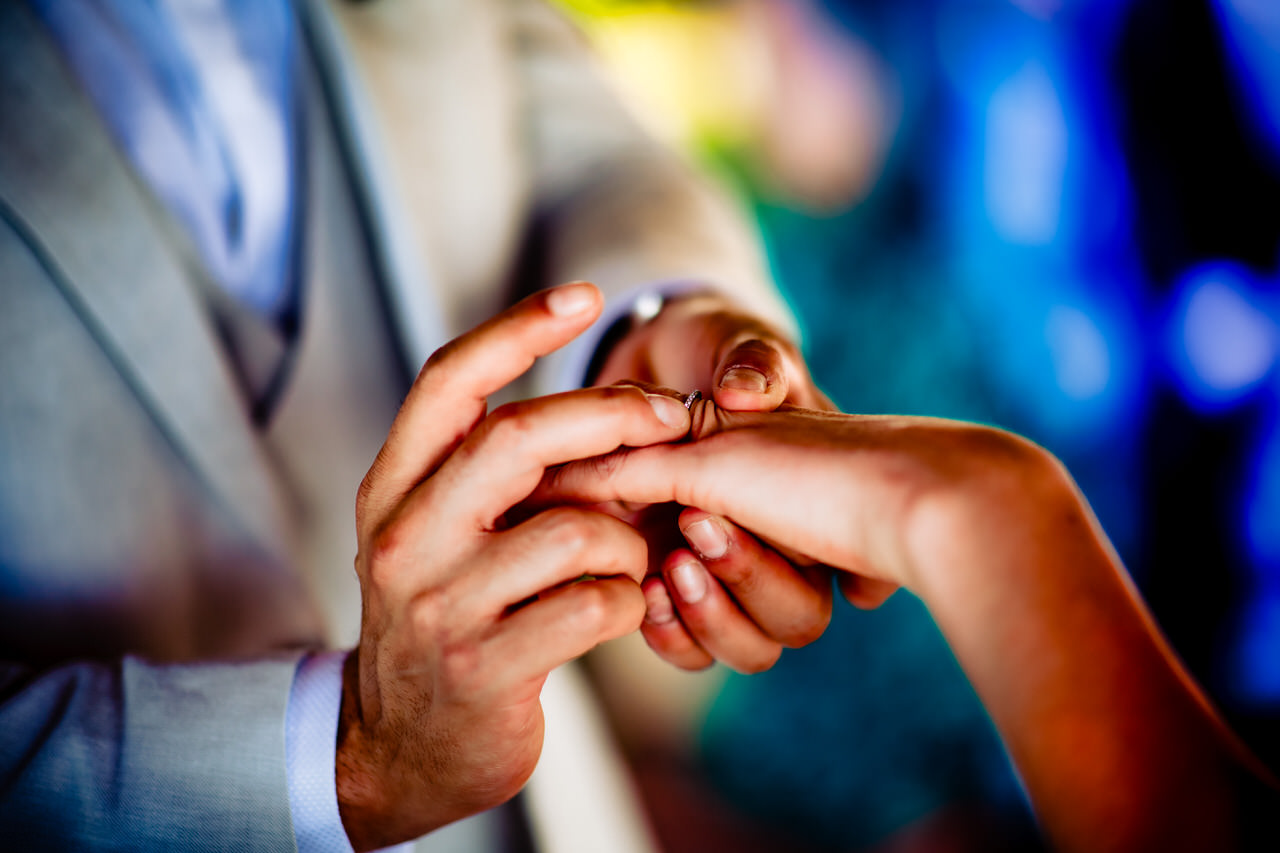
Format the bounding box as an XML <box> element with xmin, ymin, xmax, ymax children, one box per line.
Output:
<box><xmin>0</xmin><ymin>0</ymin><xmax>788</xmax><ymax>848</ymax></box>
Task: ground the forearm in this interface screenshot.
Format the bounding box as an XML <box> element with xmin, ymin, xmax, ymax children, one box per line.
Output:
<box><xmin>906</xmin><ymin>450</ymin><xmax>1270</xmax><ymax>850</ymax></box>
<box><xmin>533</xmin><ymin>406</ymin><xmax>1279</xmax><ymax>844</ymax></box>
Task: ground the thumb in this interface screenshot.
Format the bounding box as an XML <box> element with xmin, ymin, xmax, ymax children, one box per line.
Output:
<box><xmin>712</xmin><ymin>338</ymin><xmax>789</xmax><ymax>412</ymax></box>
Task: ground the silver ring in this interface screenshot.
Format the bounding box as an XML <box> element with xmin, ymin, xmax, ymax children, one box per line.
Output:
<box><xmin>683</xmin><ymin>389</ymin><xmax>702</xmax><ymax>410</ymax></box>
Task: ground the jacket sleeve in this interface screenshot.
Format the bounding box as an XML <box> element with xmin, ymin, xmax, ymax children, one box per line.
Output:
<box><xmin>0</xmin><ymin>195</ymin><xmax>310</xmax><ymax>851</ymax></box>
<box><xmin>0</xmin><ymin>655</ymin><xmax>303</xmax><ymax>852</ymax></box>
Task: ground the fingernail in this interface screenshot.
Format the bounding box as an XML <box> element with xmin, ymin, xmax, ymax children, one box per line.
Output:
<box><xmin>719</xmin><ymin>366</ymin><xmax>767</xmax><ymax>393</ymax></box>
<box><xmin>547</xmin><ymin>282</ymin><xmax>595</xmax><ymax>317</ymax></box>
<box><xmin>682</xmin><ymin>517</ymin><xmax>729</xmax><ymax>560</ymax></box>
<box><xmin>669</xmin><ymin>558</ymin><xmax>707</xmax><ymax>604</ymax></box>
<box><xmin>644</xmin><ymin>581</ymin><xmax>676</xmax><ymax>624</ymax></box>
<box><xmin>647</xmin><ymin>394</ymin><xmax>689</xmax><ymax>429</ymax></box>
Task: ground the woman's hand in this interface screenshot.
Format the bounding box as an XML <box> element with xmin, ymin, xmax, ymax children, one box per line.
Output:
<box><xmin>536</xmin><ymin>400</ymin><xmax>1280</xmax><ymax>852</ymax></box>
<box><xmin>591</xmin><ymin>293</ymin><xmax>838</xmax><ymax>672</ymax></box>
<box><xmin>537</xmin><ymin>401</ymin><xmax>1054</xmax><ymax>600</ymax></box>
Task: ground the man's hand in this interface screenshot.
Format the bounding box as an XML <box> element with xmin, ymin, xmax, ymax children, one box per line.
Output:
<box><xmin>336</xmin><ymin>283</ymin><xmax>691</xmax><ymax>851</ymax></box>
<box><xmin>535</xmin><ymin>401</ymin><xmax>1050</xmax><ymax>611</ymax></box>
<box><xmin>592</xmin><ymin>292</ymin><xmax>834</xmax><ymax>672</ymax></box>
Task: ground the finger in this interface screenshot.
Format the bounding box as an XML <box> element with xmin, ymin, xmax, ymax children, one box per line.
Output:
<box><xmin>533</xmin><ymin>437</ymin><xmax>730</xmax><ymax>518</ymax></box>
<box><xmin>362</xmin><ymin>282</ymin><xmax>603</xmax><ymax>519</ymax></box>
<box><xmin>662</xmin><ymin>550</ymin><xmax>783</xmax><ymax>674</ymax></box>
<box><xmin>425</xmin><ymin>384</ymin><xmax>690</xmax><ymax>530</ymax></box>
<box><xmin>531</xmin><ymin>403</ymin><xmax>866</xmax><ymax>573</ymax></box>
<box><xmin>610</xmin><ymin>379</ymin><xmax>688</xmax><ymax>399</ymax></box>
<box><xmin>639</xmin><ymin>577</ymin><xmax>715</xmax><ymax>671</ymax></box>
<box><xmin>838</xmin><ymin>572</ymin><xmax>900</xmax><ymax>610</ymax></box>
<box><xmin>712</xmin><ymin>338</ymin><xmax>789</xmax><ymax>412</ymax></box>
<box><xmin>679</xmin><ymin>509</ymin><xmax>832</xmax><ymax>648</ymax></box>
<box><xmin>449</xmin><ymin>508</ymin><xmax>648</xmax><ymax>615</ymax></box>
<box><xmin>482</xmin><ymin>575</ymin><xmax>646</xmax><ymax>687</ymax></box>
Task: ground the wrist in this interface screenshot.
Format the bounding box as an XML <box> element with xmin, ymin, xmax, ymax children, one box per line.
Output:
<box><xmin>335</xmin><ymin>652</ymin><xmax>389</xmax><ymax>853</ymax></box>
<box><xmin>584</xmin><ymin>291</ymin><xmax>665</xmax><ymax>386</ymax></box>
<box><xmin>899</xmin><ymin>429</ymin><xmax>1070</xmax><ymax>600</ymax></box>
<box><xmin>591</xmin><ymin>289</ymin><xmax>732</xmax><ymax>388</ymax></box>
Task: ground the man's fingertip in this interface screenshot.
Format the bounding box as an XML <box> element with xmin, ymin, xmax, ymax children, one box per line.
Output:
<box><xmin>647</xmin><ymin>393</ymin><xmax>690</xmax><ymax>430</ymax></box>
<box><xmin>546</xmin><ymin>281</ymin><xmax>599</xmax><ymax>317</ymax></box>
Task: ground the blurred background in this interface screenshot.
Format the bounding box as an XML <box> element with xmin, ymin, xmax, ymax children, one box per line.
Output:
<box><xmin>553</xmin><ymin>0</ymin><xmax>1280</xmax><ymax>850</ymax></box>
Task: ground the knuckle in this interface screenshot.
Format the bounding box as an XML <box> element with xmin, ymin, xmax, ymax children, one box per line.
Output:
<box><xmin>589</xmin><ymin>448</ymin><xmax>628</xmax><ymax>479</ymax></box>
<box><xmin>539</xmin><ymin>508</ymin><xmax>593</xmax><ymax>555</ymax></box>
<box><xmin>617</xmin><ymin>593</ymin><xmax>646</xmax><ymax>635</ymax></box>
<box><xmin>567</xmin><ymin>582</ymin><xmax>634</xmax><ymax>637</ymax></box>
<box><xmin>598</xmin><ymin>384</ymin><xmax>644</xmax><ymax>410</ymax></box>
<box><xmin>713</xmin><ymin>556</ymin><xmax>754</xmax><ymax>588</ymax></box>
<box><xmin>437</xmin><ymin>639</ymin><xmax>481</xmax><ymax>690</ymax></box>
<box><xmin>485</xmin><ymin>401</ymin><xmax>536</xmax><ymax>449</ymax></box>
<box><xmin>365</xmin><ymin>523</ymin><xmax>409</xmax><ymax>586</ymax></box>
<box><xmin>410</xmin><ymin>586</ymin><xmax>450</xmax><ymax>632</ymax></box>
<box><xmin>416</xmin><ymin>343</ymin><xmax>467</xmax><ymax>400</ymax></box>
<box><xmin>573</xmin><ymin>586</ymin><xmax>610</xmax><ymax>631</ymax></box>
<box><xmin>422</xmin><ymin>338</ymin><xmax>462</xmax><ymax>375</ymax></box>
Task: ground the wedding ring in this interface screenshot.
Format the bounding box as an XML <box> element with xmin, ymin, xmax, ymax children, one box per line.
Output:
<box><xmin>683</xmin><ymin>390</ymin><xmax>702</xmax><ymax>410</ymax></box>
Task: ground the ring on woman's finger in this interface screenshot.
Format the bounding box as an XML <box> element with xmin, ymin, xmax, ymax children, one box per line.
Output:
<box><xmin>683</xmin><ymin>390</ymin><xmax>702</xmax><ymax>410</ymax></box>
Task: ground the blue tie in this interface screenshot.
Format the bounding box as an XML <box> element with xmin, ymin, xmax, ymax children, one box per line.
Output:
<box><xmin>32</xmin><ymin>0</ymin><xmax>300</xmax><ymax>322</ymax></box>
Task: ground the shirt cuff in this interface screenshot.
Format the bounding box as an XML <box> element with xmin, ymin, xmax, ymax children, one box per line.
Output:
<box><xmin>286</xmin><ymin>651</ymin><xmax>414</xmax><ymax>853</ymax></box>
<box><xmin>549</xmin><ymin>279</ymin><xmax>711</xmax><ymax>393</ymax></box>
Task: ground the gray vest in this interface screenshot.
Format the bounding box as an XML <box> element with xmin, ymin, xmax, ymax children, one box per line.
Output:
<box><xmin>203</xmin><ymin>55</ymin><xmax>410</xmax><ymax>650</ymax></box>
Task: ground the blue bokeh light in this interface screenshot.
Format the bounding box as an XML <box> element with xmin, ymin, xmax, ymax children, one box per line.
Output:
<box><xmin>930</xmin><ymin>0</ymin><xmax>1147</xmax><ymax>455</ymax></box>
<box><xmin>1234</xmin><ymin>414</ymin><xmax>1280</xmax><ymax>702</ymax></box>
<box><xmin>1046</xmin><ymin>303</ymin><xmax>1111</xmax><ymax>401</ymax></box>
<box><xmin>983</xmin><ymin>60</ymin><xmax>1067</xmax><ymax>247</ymax></box>
<box><xmin>1166</xmin><ymin>263</ymin><xmax>1278</xmax><ymax>412</ymax></box>
<box><xmin>1212</xmin><ymin>0</ymin><xmax>1280</xmax><ymax>164</ymax></box>
<box><xmin>1246</xmin><ymin>411</ymin><xmax>1280</xmax><ymax>573</ymax></box>
<box><xmin>1231</xmin><ymin>590</ymin><xmax>1280</xmax><ymax>704</ymax></box>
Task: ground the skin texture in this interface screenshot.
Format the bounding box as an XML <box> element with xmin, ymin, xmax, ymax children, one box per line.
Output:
<box><xmin>592</xmin><ymin>292</ymin><xmax>835</xmax><ymax>671</ymax></box>
<box><xmin>335</xmin><ymin>282</ymin><xmax>831</xmax><ymax>849</ymax></box>
<box><xmin>536</xmin><ymin>401</ymin><xmax>1280</xmax><ymax>852</ymax></box>
<box><xmin>337</xmin><ymin>283</ymin><xmax>696</xmax><ymax>850</ymax></box>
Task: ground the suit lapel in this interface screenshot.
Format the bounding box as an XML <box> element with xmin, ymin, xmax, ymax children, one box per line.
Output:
<box><xmin>297</xmin><ymin>0</ymin><xmax>527</xmax><ymax>368</ymax></box>
<box><xmin>296</xmin><ymin>0</ymin><xmax>449</xmax><ymax>372</ymax></box>
<box><xmin>0</xmin><ymin>3</ymin><xmax>295</xmax><ymax>566</ymax></box>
